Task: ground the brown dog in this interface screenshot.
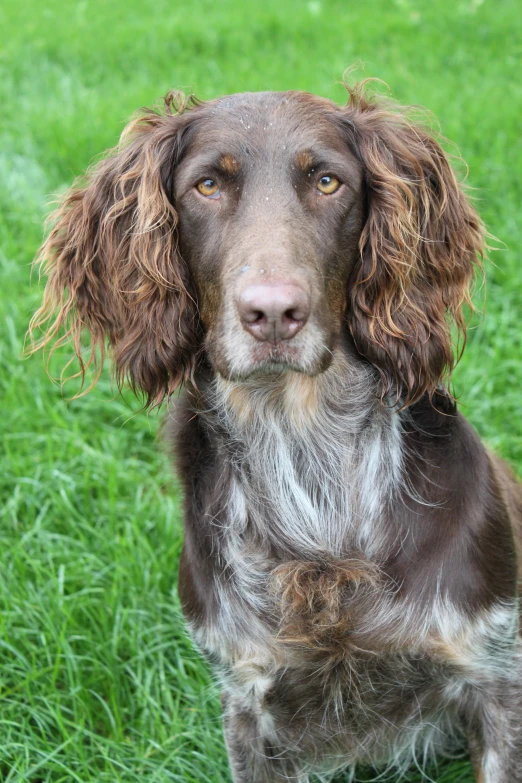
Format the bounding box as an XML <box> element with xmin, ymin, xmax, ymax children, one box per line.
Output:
<box><xmin>30</xmin><ymin>83</ymin><xmax>522</xmax><ymax>782</ymax></box>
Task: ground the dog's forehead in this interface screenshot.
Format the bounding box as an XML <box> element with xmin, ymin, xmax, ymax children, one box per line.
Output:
<box><xmin>190</xmin><ymin>91</ymin><xmax>346</xmax><ymax>157</ymax></box>
<box><xmin>210</xmin><ymin>90</ymin><xmax>338</xmax><ymax>116</ymax></box>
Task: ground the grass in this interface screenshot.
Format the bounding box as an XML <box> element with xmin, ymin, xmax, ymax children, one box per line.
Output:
<box><xmin>0</xmin><ymin>0</ymin><xmax>521</xmax><ymax>779</ymax></box>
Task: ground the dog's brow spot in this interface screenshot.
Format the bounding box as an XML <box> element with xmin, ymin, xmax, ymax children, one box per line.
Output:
<box><xmin>295</xmin><ymin>150</ymin><xmax>314</xmax><ymax>171</ymax></box>
<box><xmin>219</xmin><ymin>154</ymin><xmax>241</xmax><ymax>175</ymax></box>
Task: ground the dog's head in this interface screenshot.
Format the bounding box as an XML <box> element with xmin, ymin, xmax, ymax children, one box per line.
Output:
<box><xmin>29</xmin><ymin>84</ymin><xmax>484</xmax><ymax>406</ymax></box>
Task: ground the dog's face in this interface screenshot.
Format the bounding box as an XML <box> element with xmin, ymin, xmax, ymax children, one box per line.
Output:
<box><xmin>174</xmin><ymin>92</ymin><xmax>364</xmax><ymax>379</ymax></box>
<box><xmin>28</xmin><ymin>85</ymin><xmax>484</xmax><ymax>406</ymax></box>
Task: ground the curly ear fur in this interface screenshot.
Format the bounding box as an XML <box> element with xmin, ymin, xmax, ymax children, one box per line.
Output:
<box><xmin>341</xmin><ymin>82</ymin><xmax>485</xmax><ymax>406</ymax></box>
<box><xmin>28</xmin><ymin>93</ymin><xmax>202</xmax><ymax>407</ymax></box>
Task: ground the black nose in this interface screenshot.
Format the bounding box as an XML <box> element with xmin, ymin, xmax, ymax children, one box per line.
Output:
<box><xmin>237</xmin><ymin>283</ymin><xmax>310</xmax><ymax>341</ymax></box>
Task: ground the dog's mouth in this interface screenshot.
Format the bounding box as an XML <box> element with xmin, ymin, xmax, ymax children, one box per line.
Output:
<box><xmin>221</xmin><ymin>339</ymin><xmax>334</xmax><ymax>381</ymax></box>
<box><xmin>251</xmin><ymin>341</ymin><xmax>299</xmax><ymax>365</ymax></box>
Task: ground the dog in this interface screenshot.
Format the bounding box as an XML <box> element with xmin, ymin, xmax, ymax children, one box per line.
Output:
<box><xmin>29</xmin><ymin>82</ymin><xmax>522</xmax><ymax>781</ymax></box>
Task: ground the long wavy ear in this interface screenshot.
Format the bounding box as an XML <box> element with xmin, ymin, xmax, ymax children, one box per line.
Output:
<box><xmin>341</xmin><ymin>83</ymin><xmax>485</xmax><ymax>407</ymax></box>
<box><xmin>27</xmin><ymin>93</ymin><xmax>202</xmax><ymax>407</ymax></box>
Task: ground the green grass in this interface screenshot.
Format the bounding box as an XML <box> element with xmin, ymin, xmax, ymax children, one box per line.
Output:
<box><xmin>1</xmin><ymin>0</ymin><xmax>521</xmax><ymax>779</ymax></box>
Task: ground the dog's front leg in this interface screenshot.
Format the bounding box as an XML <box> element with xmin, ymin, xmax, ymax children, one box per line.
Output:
<box><xmin>222</xmin><ymin>692</ymin><xmax>308</xmax><ymax>783</ymax></box>
<box><xmin>469</xmin><ymin>680</ymin><xmax>522</xmax><ymax>782</ymax></box>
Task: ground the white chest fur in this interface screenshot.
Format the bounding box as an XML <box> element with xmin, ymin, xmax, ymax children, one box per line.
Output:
<box><xmin>210</xmin><ymin>356</ymin><xmax>404</xmax><ymax>558</ymax></box>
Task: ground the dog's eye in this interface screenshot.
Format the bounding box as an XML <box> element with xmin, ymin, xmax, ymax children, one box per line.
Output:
<box><xmin>317</xmin><ymin>175</ymin><xmax>340</xmax><ymax>195</ymax></box>
<box><xmin>197</xmin><ymin>179</ymin><xmax>220</xmax><ymax>198</ymax></box>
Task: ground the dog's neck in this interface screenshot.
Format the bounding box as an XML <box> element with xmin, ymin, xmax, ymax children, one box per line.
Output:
<box><xmin>202</xmin><ymin>351</ymin><xmax>404</xmax><ymax>559</ymax></box>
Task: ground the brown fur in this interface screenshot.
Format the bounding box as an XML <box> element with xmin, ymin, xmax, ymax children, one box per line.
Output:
<box><xmin>271</xmin><ymin>558</ymin><xmax>381</xmax><ymax>651</ymax></box>
<box><xmin>27</xmin><ymin>82</ymin><xmax>484</xmax><ymax>410</ymax></box>
<box><xmin>219</xmin><ymin>154</ymin><xmax>241</xmax><ymax>175</ymax></box>
<box><xmin>340</xmin><ymin>82</ymin><xmax>485</xmax><ymax>406</ymax></box>
<box><xmin>27</xmin><ymin>94</ymin><xmax>202</xmax><ymax>406</ymax></box>
<box><xmin>27</xmin><ymin>82</ymin><xmax>522</xmax><ymax>782</ymax></box>
<box><xmin>294</xmin><ymin>150</ymin><xmax>315</xmax><ymax>171</ymax></box>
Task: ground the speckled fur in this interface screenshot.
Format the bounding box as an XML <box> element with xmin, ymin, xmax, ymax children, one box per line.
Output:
<box><xmin>172</xmin><ymin>358</ymin><xmax>522</xmax><ymax>782</ymax></box>
<box><xmin>29</xmin><ymin>85</ymin><xmax>522</xmax><ymax>782</ymax></box>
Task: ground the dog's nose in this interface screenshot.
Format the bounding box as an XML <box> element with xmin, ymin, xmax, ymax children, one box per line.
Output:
<box><xmin>237</xmin><ymin>283</ymin><xmax>310</xmax><ymax>341</ymax></box>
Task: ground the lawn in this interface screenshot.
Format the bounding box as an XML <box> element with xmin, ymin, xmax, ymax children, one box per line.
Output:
<box><xmin>0</xmin><ymin>0</ymin><xmax>521</xmax><ymax>780</ymax></box>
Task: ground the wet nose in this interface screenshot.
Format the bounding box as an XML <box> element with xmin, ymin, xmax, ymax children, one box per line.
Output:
<box><xmin>237</xmin><ymin>283</ymin><xmax>310</xmax><ymax>342</ymax></box>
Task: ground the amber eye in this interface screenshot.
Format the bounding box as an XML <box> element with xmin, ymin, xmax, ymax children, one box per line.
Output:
<box><xmin>317</xmin><ymin>175</ymin><xmax>340</xmax><ymax>195</ymax></box>
<box><xmin>197</xmin><ymin>178</ymin><xmax>220</xmax><ymax>198</ymax></box>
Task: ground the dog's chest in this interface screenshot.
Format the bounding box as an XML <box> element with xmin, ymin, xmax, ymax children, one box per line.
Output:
<box><xmin>204</xmin><ymin>525</ymin><xmax>467</xmax><ymax>770</ymax></box>
<box><xmin>208</xmin><ymin>543</ymin><xmax>462</xmax><ymax>770</ymax></box>
<box><xmin>219</xmin><ymin>383</ymin><xmax>404</xmax><ymax>559</ymax></box>
<box><xmin>190</xmin><ymin>377</ymin><xmax>467</xmax><ymax>762</ymax></box>
<box><xmin>205</xmin><ymin>379</ymin><xmax>408</xmax><ymax>664</ymax></box>
<box><xmin>202</xmin><ymin>411</ymin><xmax>413</xmax><ymax>684</ymax></box>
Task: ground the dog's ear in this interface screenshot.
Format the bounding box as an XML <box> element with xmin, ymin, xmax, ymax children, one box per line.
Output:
<box><xmin>28</xmin><ymin>94</ymin><xmax>201</xmax><ymax>406</ymax></box>
<box><xmin>341</xmin><ymin>84</ymin><xmax>485</xmax><ymax>406</ymax></box>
